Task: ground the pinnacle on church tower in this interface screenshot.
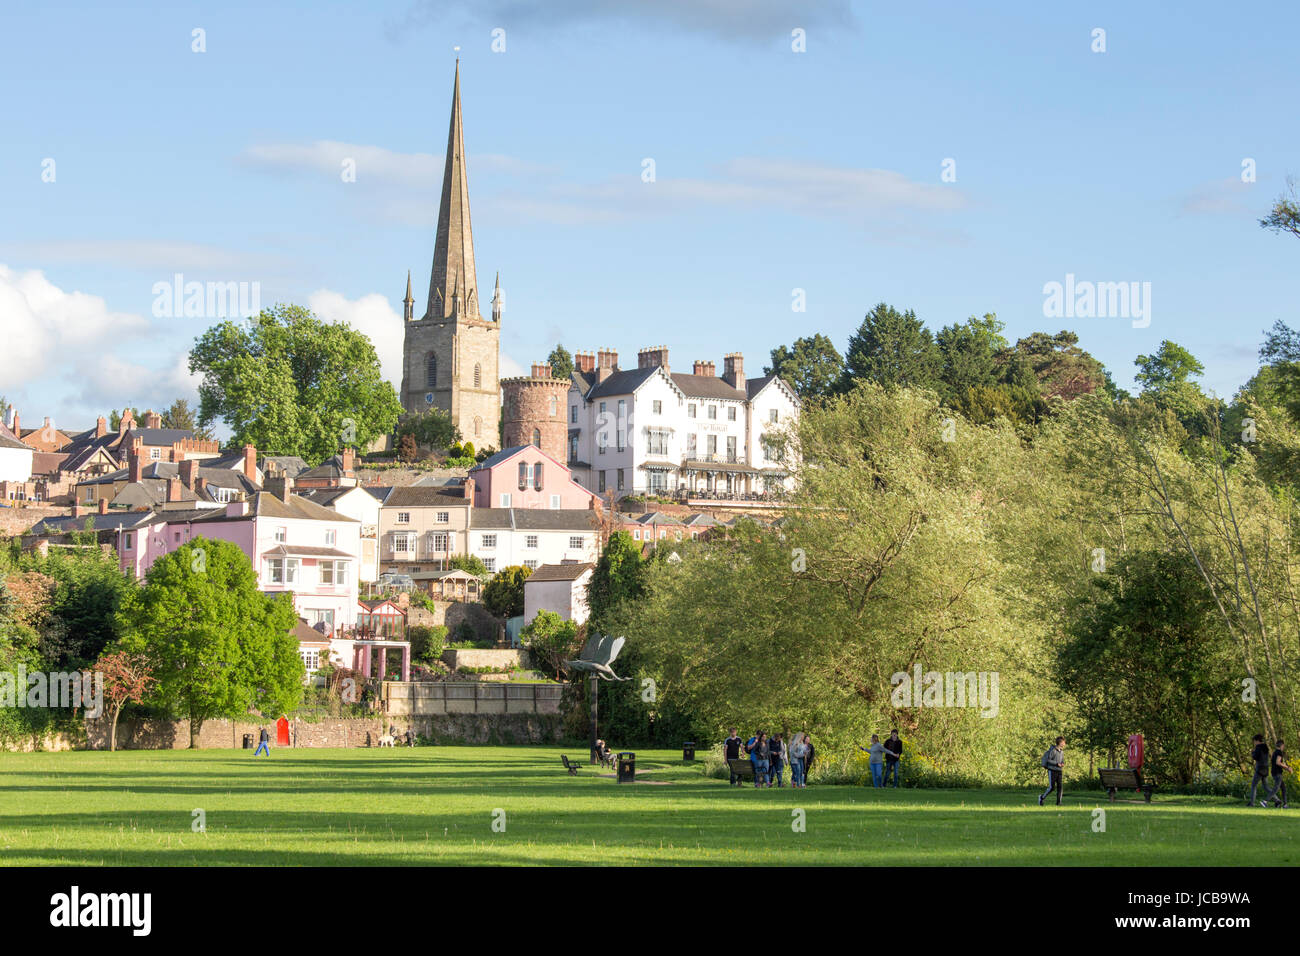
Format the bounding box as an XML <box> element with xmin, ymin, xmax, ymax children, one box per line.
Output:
<box><xmin>492</xmin><ymin>271</ymin><xmax>503</xmax><ymax>322</ymax></box>
<box><xmin>403</xmin><ymin>270</ymin><xmax>414</xmax><ymax>321</ymax></box>
<box><xmin>425</xmin><ymin>59</ymin><xmax>480</xmax><ymax>320</ymax></box>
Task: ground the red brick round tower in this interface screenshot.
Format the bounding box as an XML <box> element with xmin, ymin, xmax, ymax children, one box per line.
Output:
<box><xmin>501</xmin><ymin>362</ymin><xmax>570</xmax><ymax>462</ymax></box>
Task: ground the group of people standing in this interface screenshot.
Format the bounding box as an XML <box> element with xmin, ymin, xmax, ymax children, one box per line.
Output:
<box><xmin>1248</xmin><ymin>735</ymin><xmax>1291</xmax><ymax>808</ymax></box>
<box><xmin>857</xmin><ymin>730</ymin><xmax>904</xmax><ymax>787</ymax></box>
<box><xmin>724</xmin><ymin>728</ymin><xmax>816</xmax><ymax>788</ymax></box>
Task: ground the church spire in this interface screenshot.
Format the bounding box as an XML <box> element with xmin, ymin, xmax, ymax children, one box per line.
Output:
<box><xmin>425</xmin><ymin>60</ymin><xmax>479</xmax><ymax>320</ymax></box>
<box><xmin>491</xmin><ymin>271</ymin><xmax>502</xmax><ymax>323</ymax></box>
<box><xmin>403</xmin><ymin>270</ymin><xmax>414</xmax><ymax>321</ymax></box>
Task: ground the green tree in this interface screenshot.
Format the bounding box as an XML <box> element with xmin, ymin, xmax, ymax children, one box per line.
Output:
<box><xmin>448</xmin><ymin>554</ymin><xmax>489</xmax><ymax>579</ymax></box>
<box><xmin>936</xmin><ymin>314</ymin><xmax>1008</xmax><ymax>399</ymax></box>
<box><xmin>1008</xmin><ymin>331</ymin><xmax>1108</xmax><ymax>401</ymax></box>
<box><xmin>547</xmin><ymin>344</ymin><xmax>575</xmax><ymax>381</ymax></box>
<box><xmin>586</xmin><ymin>530</ymin><xmax>646</xmax><ymax>632</ymax></box>
<box><xmin>397</xmin><ymin>408</ymin><xmax>459</xmax><ymax>451</ymax></box>
<box><xmin>765</xmin><ymin>334</ymin><xmax>844</xmax><ymax>400</ymax></box>
<box><xmin>117</xmin><ymin>537</ymin><xmax>303</xmax><ymax>748</ymax></box>
<box><xmin>1260</xmin><ymin>176</ymin><xmax>1300</xmax><ymax>241</ymax></box>
<box><xmin>521</xmin><ymin>609</ymin><xmax>580</xmax><ymax>680</ymax></box>
<box><xmin>189</xmin><ymin>304</ymin><xmax>402</xmax><ymax>463</ymax></box>
<box><xmin>160</xmin><ymin>398</ymin><xmax>214</xmax><ymax>440</ymax></box>
<box><xmin>483</xmin><ymin>565</ymin><xmax>531</xmax><ymax>618</ymax></box>
<box><xmin>108</xmin><ymin>407</ymin><xmax>141</xmax><ymax>432</ymax></box>
<box><xmin>1134</xmin><ymin>340</ymin><xmax>1204</xmax><ymax>392</ymax></box>
<box><xmin>842</xmin><ymin>303</ymin><xmax>941</xmax><ymax>391</ymax></box>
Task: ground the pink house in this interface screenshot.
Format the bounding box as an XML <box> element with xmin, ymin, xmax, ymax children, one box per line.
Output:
<box><xmin>468</xmin><ymin>445</ymin><xmax>596</xmax><ymax>511</ymax></box>
<box><xmin>117</xmin><ymin>487</ymin><xmax>362</xmax><ymax>633</ymax></box>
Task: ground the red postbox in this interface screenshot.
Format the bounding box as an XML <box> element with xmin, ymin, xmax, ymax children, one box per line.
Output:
<box><xmin>1127</xmin><ymin>733</ymin><xmax>1144</xmax><ymax>770</ymax></box>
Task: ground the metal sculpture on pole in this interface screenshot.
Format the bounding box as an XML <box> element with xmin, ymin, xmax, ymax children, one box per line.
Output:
<box><xmin>564</xmin><ymin>634</ymin><xmax>629</xmax><ymax>763</ymax></box>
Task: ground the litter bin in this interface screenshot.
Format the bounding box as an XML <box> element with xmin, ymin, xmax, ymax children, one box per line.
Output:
<box><xmin>242</xmin><ymin>734</ymin><xmax>253</xmax><ymax>749</ymax></box>
<box><xmin>683</xmin><ymin>742</ymin><xmax>696</xmax><ymax>761</ymax></box>
<box><xmin>617</xmin><ymin>752</ymin><xmax>636</xmax><ymax>784</ymax></box>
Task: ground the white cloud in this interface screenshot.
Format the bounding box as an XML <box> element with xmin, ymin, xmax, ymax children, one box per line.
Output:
<box><xmin>308</xmin><ymin>289</ymin><xmax>404</xmax><ymax>387</ymax></box>
<box><xmin>1179</xmin><ymin>177</ymin><xmax>1255</xmax><ymax>217</ymax></box>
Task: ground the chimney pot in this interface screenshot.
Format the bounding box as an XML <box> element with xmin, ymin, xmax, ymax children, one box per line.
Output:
<box><xmin>180</xmin><ymin>458</ymin><xmax>198</xmax><ymax>490</ymax></box>
<box><xmin>98</xmin><ymin>497</ymin><xmax>108</xmax><ymax>515</ymax></box>
<box><xmin>167</xmin><ymin>477</ymin><xmax>183</xmax><ymax>503</ymax></box>
<box><xmin>243</xmin><ymin>444</ymin><xmax>258</xmax><ymax>484</ymax></box>
<box><xmin>129</xmin><ymin>453</ymin><xmax>142</xmax><ymax>484</ymax></box>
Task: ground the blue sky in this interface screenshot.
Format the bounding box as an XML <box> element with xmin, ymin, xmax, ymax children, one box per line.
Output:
<box><xmin>3</xmin><ymin>0</ymin><xmax>1298</xmax><ymax>432</ymax></box>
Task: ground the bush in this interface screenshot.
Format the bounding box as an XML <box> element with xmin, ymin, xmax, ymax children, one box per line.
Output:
<box><xmin>409</xmin><ymin>624</ymin><xmax>448</xmax><ymax>664</ymax></box>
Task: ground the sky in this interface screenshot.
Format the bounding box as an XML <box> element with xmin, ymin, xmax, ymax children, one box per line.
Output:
<box><xmin>2</xmin><ymin>0</ymin><xmax>1298</xmax><ymax>434</ymax></box>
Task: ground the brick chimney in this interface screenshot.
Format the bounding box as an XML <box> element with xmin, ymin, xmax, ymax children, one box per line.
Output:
<box><xmin>242</xmin><ymin>444</ymin><xmax>257</xmax><ymax>484</ymax></box>
<box><xmin>9</xmin><ymin>411</ymin><xmax>18</xmax><ymax>436</ymax></box>
<box><xmin>195</xmin><ymin>476</ymin><xmax>208</xmax><ymax>497</ymax></box>
<box><xmin>180</xmin><ymin>458</ymin><xmax>199</xmax><ymax>490</ymax></box>
<box><xmin>144</xmin><ymin>409</ymin><xmax>162</xmax><ymax>429</ymax></box>
<box><xmin>97</xmin><ymin>497</ymin><xmax>108</xmax><ymax>515</ymax></box>
<box><xmin>597</xmin><ymin>348</ymin><xmax>617</xmax><ymax>384</ymax></box>
<box><xmin>464</xmin><ymin>475</ymin><xmax>476</xmax><ymax>507</ymax></box>
<box><xmin>530</xmin><ymin>362</ymin><xmax>552</xmax><ymax>378</ymax></box>
<box><xmin>638</xmin><ymin>346</ymin><xmax>669</xmax><ymax>373</ymax></box>
<box><xmin>118</xmin><ymin>408</ymin><xmax>134</xmax><ymax>436</ymax></box>
<box><xmin>167</xmin><ymin>477</ymin><xmax>183</xmax><ymax>503</ymax></box>
<box><xmin>95</xmin><ymin>415</ymin><xmax>107</xmax><ymax>438</ymax></box>
<box><xmin>693</xmin><ymin>360</ymin><xmax>716</xmax><ymax>377</ymax></box>
<box><xmin>341</xmin><ymin>447</ymin><xmax>355</xmax><ymax>475</ymax></box>
<box><xmin>722</xmin><ymin>353</ymin><xmax>745</xmax><ymax>389</ymax></box>
<box><xmin>575</xmin><ymin>351</ymin><xmax>596</xmax><ymax>375</ymax></box>
<box><xmin>129</xmin><ymin>453</ymin><xmax>142</xmax><ymax>484</ymax></box>
<box><xmin>264</xmin><ymin>475</ymin><xmax>292</xmax><ymax>503</ymax></box>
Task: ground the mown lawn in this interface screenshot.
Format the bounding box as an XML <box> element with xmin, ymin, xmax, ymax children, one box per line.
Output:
<box><xmin>0</xmin><ymin>747</ymin><xmax>1292</xmax><ymax>865</ymax></box>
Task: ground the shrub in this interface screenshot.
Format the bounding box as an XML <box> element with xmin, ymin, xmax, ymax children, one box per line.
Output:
<box><xmin>409</xmin><ymin>624</ymin><xmax>448</xmax><ymax>664</ymax></box>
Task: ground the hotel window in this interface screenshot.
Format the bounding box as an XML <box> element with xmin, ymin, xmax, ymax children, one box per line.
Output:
<box><xmin>647</xmin><ymin>429</ymin><xmax>667</xmax><ymax>456</ymax></box>
<box><xmin>569</xmin><ymin>535</ymin><xmax>584</xmax><ymax>549</ymax></box>
<box><xmin>686</xmin><ymin>434</ymin><xmax>697</xmax><ymax>458</ymax></box>
<box><xmin>617</xmin><ymin>469</ymin><xmax>625</xmax><ymax>491</ymax></box>
<box><xmin>569</xmin><ymin>436</ymin><xmax>578</xmax><ymax>462</ymax></box>
<box><xmin>707</xmin><ymin>435</ymin><xmax>717</xmax><ymax>457</ymax></box>
<box><xmin>727</xmin><ymin>436</ymin><xmax>737</xmax><ymax>461</ymax></box>
<box><xmin>707</xmin><ymin>405</ymin><xmax>717</xmax><ymax>420</ymax></box>
<box><xmin>275</xmin><ymin>526</ymin><xmax>287</xmax><ymax>543</ymax></box>
<box><xmin>616</xmin><ymin>400</ymin><xmax>626</xmax><ymax>451</ymax></box>
<box><xmin>727</xmin><ymin>407</ymin><xmax>736</xmax><ymax>421</ymax></box>
<box><xmin>482</xmin><ymin>534</ymin><xmax>497</xmax><ymax>549</ymax></box>
<box><xmin>436</xmin><ymin>511</ymin><xmax>449</xmax><ymax>524</ymax></box>
<box><xmin>525</xmin><ymin>535</ymin><xmax>539</xmax><ymax>549</ymax></box>
<box><xmin>653</xmin><ymin>400</ymin><xmax>662</xmax><ymax>415</ymax></box>
<box><xmin>483</xmin><ymin>558</ymin><xmax>496</xmax><ymax>573</ymax></box>
<box><xmin>688</xmin><ymin>404</ymin><xmax>697</xmax><ymax>418</ymax></box>
<box><xmin>598</xmin><ymin>472</ymin><xmax>606</xmax><ymax>493</ymax></box>
<box><xmin>500</xmin><ymin>493</ymin><xmax>511</xmax><ymax>508</ymax></box>
<box><xmin>550</xmin><ymin>494</ymin><xmax>560</xmax><ymax>509</ymax></box>
<box><xmin>524</xmin><ymin>560</ymin><xmax>538</xmax><ymax>570</ymax></box>
<box><xmin>570</xmin><ymin>406</ymin><xmax>577</xmax><ymax>424</ymax></box>
<box><xmin>326</xmin><ymin>529</ymin><xmax>336</xmax><ymax>546</ymax></box>
<box><xmin>397</xmin><ymin>512</ymin><xmax>410</xmax><ymax>524</ymax></box>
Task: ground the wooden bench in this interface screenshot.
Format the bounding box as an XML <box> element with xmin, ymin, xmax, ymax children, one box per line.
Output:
<box><xmin>1099</xmin><ymin>767</ymin><xmax>1154</xmax><ymax>802</ymax></box>
<box><xmin>561</xmin><ymin>754</ymin><xmax>582</xmax><ymax>775</ymax></box>
<box><xmin>727</xmin><ymin>758</ymin><xmax>756</xmax><ymax>782</ymax></box>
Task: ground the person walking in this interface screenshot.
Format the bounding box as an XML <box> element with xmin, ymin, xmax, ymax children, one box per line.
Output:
<box><xmin>253</xmin><ymin>726</ymin><xmax>271</xmax><ymax>757</ymax></box>
<box><xmin>883</xmin><ymin>729</ymin><xmax>903</xmax><ymax>787</ymax></box>
<box><xmin>1247</xmin><ymin>733</ymin><xmax>1271</xmax><ymax>806</ymax></box>
<box><xmin>804</xmin><ymin>734</ymin><xmax>816</xmax><ymax>787</ymax></box>
<box><xmin>1038</xmin><ymin>737</ymin><xmax>1065</xmax><ymax>805</ymax></box>
<box><xmin>724</xmin><ymin>727</ymin><xmax>743</xmax><ymax>786</ymax></box>
<box><xmin>1266</xmin><ymin>740</ymin><xmax>1291</xmax><ymax>809</ymax></box>
<box><xmin>769</xmin><ymin>733</ymin><xmax>786</xmax><ymax>788</ymax></box>
<box><xmin>859</xmin><ymin>735</ymin><xmax>887</xmax><ymax>787</ymax></box>
<box><xmin>789</xmin><ymin>732</ymin><xmax>807</xmax><ymax>789</ymax></box>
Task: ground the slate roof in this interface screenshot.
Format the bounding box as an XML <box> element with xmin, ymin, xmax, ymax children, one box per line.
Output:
<box><xmin>583</xmin><ymin>366</ymin><xmax>660</xmax><ymax>400</ymax></box>
<box><xmin>188</xmin><ymin>491</ymin><xmax>357</xmax><ymax>523</ymax></box>
<box><xmin>0</xmin><ymin>431</ymin><xmax>32</xmax><ymax>452</ymax></box>
<box><xmin>670</xmin><ymin>372</ymin><xmax>747</xmax><ymax>401</ymax></box>
<box><xmin>471</xmin><ymin>445</ymin><xmax>530</xmax><ymax>470</ymax></box>
<box><xmin>525</xmin><ymin>562</ymin><xmax>594</xmax><ymax>582</ymax></box>
<box><xmin>26</xmin><ymin>511</ymin><xmax>156</xmax><ymax>535</ymax></box>
<box><xmin>383</xmin><ymin>485</ymin><xmax>468</xmax><ymax>507</ymax></box>
<box><xmin>469</xmin><ymin>508</ymin><xmax>597</xmax><ymax>531</ymax></box>
<box><xmin>121</xmin><ymin>427</ymin><xmax>195</xmax><ymax>447</ymax></box>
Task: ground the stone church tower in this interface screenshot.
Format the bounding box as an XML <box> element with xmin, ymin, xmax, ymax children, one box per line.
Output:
<box><xmin>400</xmin><ymin>61</ymin><xmax>501</xmax><ymax>448</ymax></box>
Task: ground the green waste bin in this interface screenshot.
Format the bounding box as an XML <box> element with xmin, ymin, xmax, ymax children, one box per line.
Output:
<box><xmin>683</xmin><ymin>742</ymin><xmax>696</xmax><ymax>761</ymax></box>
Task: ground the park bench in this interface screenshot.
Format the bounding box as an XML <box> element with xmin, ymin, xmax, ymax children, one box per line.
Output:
<box><xmin>727</xmin><ymin>758</ymin><xmax>756</xmax><ymax>782</ymax></box>
<box><xmin>561</xmin><ymin>754</ymin><xmax>582</xmax><ymax>775</ymax></box>
<box><xmin>1099</xmin><ymin>767</ymin><xmax>1154</xmax><ymax>802</ymax></box>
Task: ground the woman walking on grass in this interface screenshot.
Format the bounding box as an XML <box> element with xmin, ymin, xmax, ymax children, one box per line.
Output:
<box><xmin>789</xmin><ymin>732</ymin><xmax>807</xmax><ymax>788</ymax></box>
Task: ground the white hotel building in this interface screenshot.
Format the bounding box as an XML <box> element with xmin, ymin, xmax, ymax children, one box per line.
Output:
<box><xmin>564</xmin><ymin>347</ymin><xmax>799</xmax><ymax>499</ymax></box>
